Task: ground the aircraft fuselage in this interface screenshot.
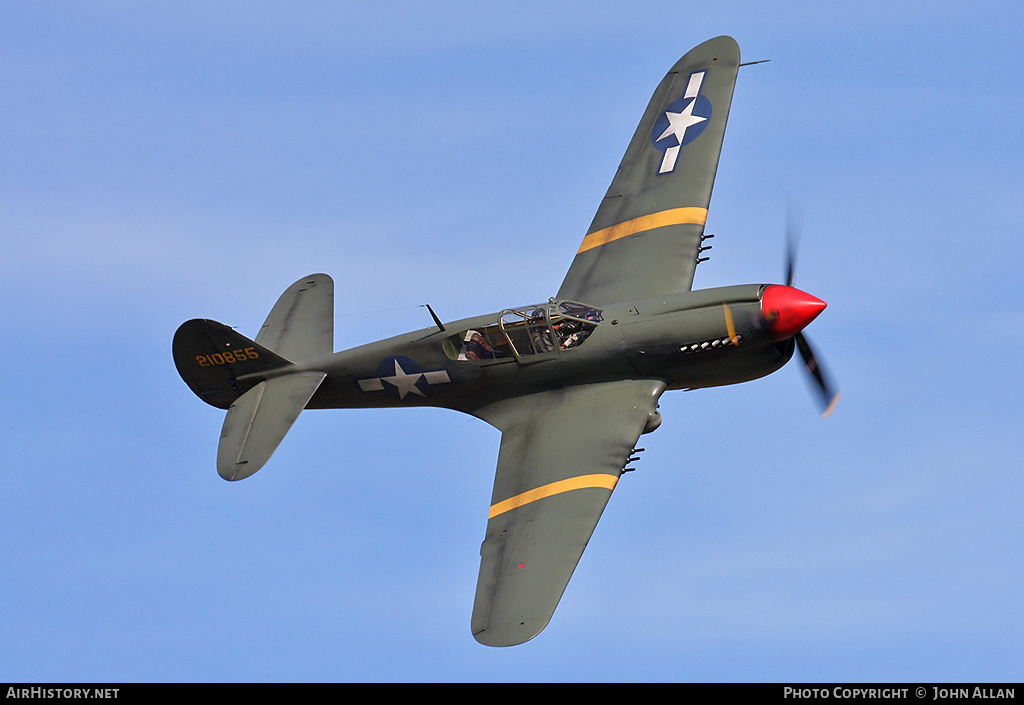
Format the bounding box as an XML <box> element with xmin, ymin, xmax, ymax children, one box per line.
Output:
<box><xmin>300</xmin><ymin>284</ymin><xmax>800</xmax><ymax>418</ymax></box>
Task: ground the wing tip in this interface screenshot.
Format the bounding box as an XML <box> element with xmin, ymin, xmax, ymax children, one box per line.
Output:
<box><xmin>472</xmin><ymin>620</ymin><xmax>549</xmax><ymax>648</ymax></box>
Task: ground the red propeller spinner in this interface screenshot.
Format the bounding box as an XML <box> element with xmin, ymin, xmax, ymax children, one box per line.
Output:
<box><xmin>761</xmin><ymin>285</ymin><xmax>827</xmax><ymax>340</ymax></box>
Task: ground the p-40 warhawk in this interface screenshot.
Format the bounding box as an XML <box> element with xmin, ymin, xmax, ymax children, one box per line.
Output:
<box><xmin>174</xmin><ymin>36</ymin><xmax>838</xmax><ymax>647</ymax></box>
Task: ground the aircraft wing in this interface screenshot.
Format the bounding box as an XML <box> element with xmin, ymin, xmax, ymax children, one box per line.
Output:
<box><xmin>470</xmin><ymin>379</ymin><xmax>666</xmax><ymax>646</ymax></box>
<box><xmin>557</xmin><ymin>36</ymin><xmax>740</xmax><ymax>306</ymax></box>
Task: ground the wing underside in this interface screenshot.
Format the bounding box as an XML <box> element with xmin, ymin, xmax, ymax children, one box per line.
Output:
<box><xmin>470</xmin><ymin>380</ymin><xmax>667</xmax><ymax>646</ymax></box>
<box><xmin>557</xmin><ymin>36</ymin><xmax>740</xmax><ymax>306</ymax></box>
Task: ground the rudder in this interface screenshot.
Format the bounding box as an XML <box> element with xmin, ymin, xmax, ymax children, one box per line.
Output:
<box><xmin>173</xmin><ymin>319</ymin><xmax>292</xmax><ymax>409</ymax></box>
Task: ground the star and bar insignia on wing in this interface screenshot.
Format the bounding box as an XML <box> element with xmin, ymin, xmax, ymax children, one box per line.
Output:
<box><xmin>650</xmin><ymin>69</ymin><xmax>713</xmax><ymax>174</ymax></box>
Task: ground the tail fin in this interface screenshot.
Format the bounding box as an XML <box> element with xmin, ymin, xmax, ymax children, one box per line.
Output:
<box><xmin>173</xmin><ymin>318</ymin><xmax>293</xmax><ymax>409</ymax></box>
<box><xmin>174</xmin><ymin>273</ymin><xmax>336</xmax><ymax>480</ymax></box>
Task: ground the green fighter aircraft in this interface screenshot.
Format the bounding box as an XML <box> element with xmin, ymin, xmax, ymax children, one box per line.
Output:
<box><xmin>174</xmin><ymin>36</ymin><xmax>839</xmax><ymax>647</ymax></box>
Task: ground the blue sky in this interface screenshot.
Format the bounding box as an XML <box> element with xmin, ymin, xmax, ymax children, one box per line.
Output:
<box><xmin>2</xmin><ymin>1</ymin><xmax>1022</xmax><ymax>682</ymax></box>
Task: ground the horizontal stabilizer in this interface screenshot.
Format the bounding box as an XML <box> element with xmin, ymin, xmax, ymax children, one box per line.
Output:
<box><xmin>173</xmin><ymin>319</ymin><xmax>292</xmax><ymax>409</ymax></box>
<box><xmin>256</xmin><ymin>273</ymin><xmax>334</xmax><ymax>363</ymax></box>
<box><xmin>217</xmin><ymin>371</ymin><xmax>327</xmax><ymax>481</ymax></box>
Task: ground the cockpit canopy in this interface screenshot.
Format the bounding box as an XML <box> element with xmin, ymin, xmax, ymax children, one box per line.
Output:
<box><xmin>444</xmin><ymin>300</ymin><xmax>603</xmax><ymax>361</ymax></box>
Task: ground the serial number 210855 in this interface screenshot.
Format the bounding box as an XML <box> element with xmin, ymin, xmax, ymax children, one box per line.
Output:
<box><xmin>196</xmin><ymin>347</ymin><xmax>259</xmax><ymax>367</ymax></box>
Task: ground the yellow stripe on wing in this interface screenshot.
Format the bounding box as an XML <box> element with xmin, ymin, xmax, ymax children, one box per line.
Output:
<box><xmin>576</xmin><ymin>207</ymin><xmax>708</xmax><ymax>254</ymax></box>
<box><xmin>488</xmin><ymin>474</ymin><xmax>619</xmax><ymax>519</ymax></box>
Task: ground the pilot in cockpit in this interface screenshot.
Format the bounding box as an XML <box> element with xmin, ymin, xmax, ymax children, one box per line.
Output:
<box><xmin>461</xmin><ymin>330</ymin><xmax>501</xmax><ymax>360</ymax></box>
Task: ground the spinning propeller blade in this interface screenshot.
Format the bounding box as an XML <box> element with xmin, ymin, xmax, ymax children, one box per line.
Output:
<box><xmin>780</xmin><ymin>208</ymin><xmax>839</xmax><ymax>417</ymax></box>
<box><xmin>723</xmin><ymin>303</ymin><xmax>739</xmax><ymax>346</ymax></box>
<box><xmin>795</xmin><ymin>333</ymin><xmax>841</xmax><ymax>418</ymax></box>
